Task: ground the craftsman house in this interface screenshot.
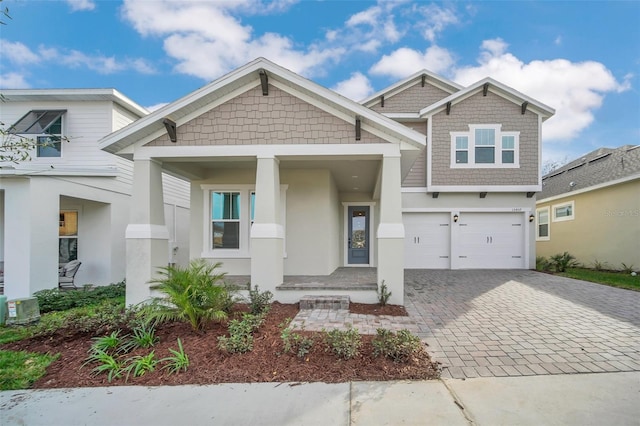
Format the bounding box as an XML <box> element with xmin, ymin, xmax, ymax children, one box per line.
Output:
<box><xmin>98</xmin><ymin>58</ymin><xmax>554</xmax><ymax>306</ymax></box>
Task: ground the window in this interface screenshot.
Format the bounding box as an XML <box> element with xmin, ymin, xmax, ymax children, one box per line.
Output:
<box><xmin>10</xmin><ymin>110</ymin><xmax>66</xmax><ymax>158</ymax></box>
<box><xmin>59</xmin><ymin>211</ymin><xmax>78</xmax><ymax>263</ymax></box>
<box><xmin>536</xmin><ymin>207</ymin><xmax>550</xmax><ymax>241</ymax></box>
<box><xmin>450</xmin><ymin>124</ymin><xmax>519</xmax><ymax>168</ymax></box>
<box><xmin>211</xmin><ymin>192</ymin><xmax>241</xmax><ymax>249</ymax></box>
<box><xmin>552</xmin><ymin>201</ymin><xmax>575</xmax><ymax>222</ymax></box>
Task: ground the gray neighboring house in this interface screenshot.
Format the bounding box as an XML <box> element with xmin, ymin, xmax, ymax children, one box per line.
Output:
<box><xmin>536</xmin><ymin>145</ymin><xmax>640</xmax><ymax>269</ymax></box>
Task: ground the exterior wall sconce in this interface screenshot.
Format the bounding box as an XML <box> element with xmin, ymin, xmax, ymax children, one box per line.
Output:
<box><xmin>453</xmin><ymin>214</ymin><xmax>459</xmax><ymax>223</ymax></box>
<box><xmin>529</xmin><ymin>214</ymin><xmax>535</xmax><ymax>223</ymax></box>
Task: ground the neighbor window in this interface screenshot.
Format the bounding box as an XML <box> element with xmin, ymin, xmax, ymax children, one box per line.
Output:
<box><xmin>536</xmin><ymin>207</ymin><xmax>550</xmax><ymax>241</ymax></box>
<box><xmin>10</xmin><ymin>110</ymin><xmax>66</xmax><ymax>158</ymax></box>
<box><xmin>552</xmin><ymin>201</ymin><xmax>575</xmax><ymax>222</ymax></box>
<box><xmin>450</xmin><ymin>124</ymin><xmax>519</xmax><ymax>167</ymax></box>
<box><xmin>59</xmin><ymin>210</ymin><xmax>78</xmax><ymax>263</ymax></box>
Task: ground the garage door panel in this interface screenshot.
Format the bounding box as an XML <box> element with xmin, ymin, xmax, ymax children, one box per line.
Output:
<box><xmin>404</xmin><ymin>213</ymin><xmax>450</xmax><ymax>269</ymax></box>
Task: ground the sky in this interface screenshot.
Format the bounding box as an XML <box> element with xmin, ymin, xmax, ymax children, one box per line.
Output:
<box><xmin>0</xmin><ymin>0</ymin><xmax>638</xmax><ymax>166</ymax></box>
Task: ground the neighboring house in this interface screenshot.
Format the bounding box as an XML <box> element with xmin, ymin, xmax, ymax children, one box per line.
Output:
<box><xmin>536</xmin><ymin>145</ymin><xmax>640</xmax><ymax>269</ymax></box>
<box><xmin>0</xmin><ymin>89</ymin><xmax>190</xmax><ymax>300</ymax></box>
<box><xmin>99</xmin><ymin>58</ymin><xmax>554</xmax><ymax>306</ymax></box>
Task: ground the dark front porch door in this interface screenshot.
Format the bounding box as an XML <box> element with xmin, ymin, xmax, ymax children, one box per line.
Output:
<box><xmin>347</xmin><ymin>206</ymin><xmax>370</xmax><ymax>265</ymax></box>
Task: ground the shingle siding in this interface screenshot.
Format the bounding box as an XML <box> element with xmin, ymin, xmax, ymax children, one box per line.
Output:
<box><xmin>370</xmin><ymin>82</ymin><xmax>451</xmax><ymax>113</ymax></box>
<box><xmin>399</xmin><ymin>121</ymin><xmax>427</xmax><ymax>187</ymax></box>
<box><xmin>430</xmin><ymin>91</ymin><xmax>539</xmax><ymax>187</ymax></box>
<box><xmin>146</xmin><ymin>85</ymin><xmax>387</xmax><ymax>147</ymax></box>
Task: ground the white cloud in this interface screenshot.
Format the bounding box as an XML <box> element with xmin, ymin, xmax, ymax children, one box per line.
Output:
<box><xmin>66</xmin><ymin>0</ymin><xmax>96</xmax><ymax>12</ymax></box>
<box><xmin>369</xmin><ymin>45</ymin><xmax>455</xmax><ymax>77</ymax></box>
<box><xmin>121</xmin><ymin>0</ymin><xmax>342</xmax><ymax>80</ymax></box>
<box><xmin>0</xmin><ymin>72</ymin><xmax>30</xmax><ymax>88</ymax></box>
<box><xmin>1</xmin><ymin>41</ymin><xmax>40</xmax><ymax>65</ymax></box>
<box><xmin>453</xmin><ymin>38</ymin><xmax>631</xmax><ymax>141</ymax></box>
<box><xmin>414</xmin><ymin>4</ymin><xmax>459</xmax><ymax>42</ymax></box>
<box><xmin>332</xmin><ymin>72</ymin><xmax>374</xmax><ymax>101</ymax></box>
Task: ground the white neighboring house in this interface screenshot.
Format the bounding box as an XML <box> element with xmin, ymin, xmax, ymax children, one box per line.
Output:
<box><xmin>0</xmin><ymin>89</ymin><xmax>190</xmax><ymax>300</ymax></box>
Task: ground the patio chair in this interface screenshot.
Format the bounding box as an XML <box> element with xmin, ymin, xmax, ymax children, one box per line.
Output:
<box><xmin>58</xmin><ymin>260</ymin><xmax>82</xmax><ymax>290</ymax></box>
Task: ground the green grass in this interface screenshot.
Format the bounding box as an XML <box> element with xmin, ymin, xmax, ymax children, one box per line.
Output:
<box><xmin>0</xmin><ymin>350</ymin><xmax>59</xmax><ymax>390</ymax></box>
<box><xmin>0</xmin><ymin>326</ymin><xmax>32</xmax><ymax>345</ymax></box>
<box><xmin>560</xmin><ymin>268</ymin><xmax>640</xmax><ymax>291</ymax></box>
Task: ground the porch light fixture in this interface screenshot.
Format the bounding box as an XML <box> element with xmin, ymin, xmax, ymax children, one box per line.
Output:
<box><xmin>162</xmin><ymin>118</ymin><xmax>177</xmax><ymax>143</ymax></box>
<box><xmin>259</xmin><ymin>69</ymin><xmax>269</xmax><ymax>96</ymax></box>
<box><xmin>529</xmin><ymin>214</ymin><xmax>535</xmax><ymax>223</ymax></box>
<box><xmin>453</xmin><ymin>214</ymin><xmax>459</xmax><ymax>223</ymax></box>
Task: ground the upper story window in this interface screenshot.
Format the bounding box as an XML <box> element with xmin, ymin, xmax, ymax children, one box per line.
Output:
<box><xmin>552</xmin><ymin>201</ymin><xmax>575</xmax><ymax>222</ymax></box>
<box><xmin>10</xmin><ymin>110</ymin><xmax>66</xmax><ymax>158</ymax></box>
<box><xmin>450</xmin><ymin>124</ymin><xmax>519</xmax><ymax>168</ymax></box>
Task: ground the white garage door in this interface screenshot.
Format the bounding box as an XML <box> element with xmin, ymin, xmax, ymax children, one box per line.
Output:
<box><xmin>404</xmin><ymin>213</ymin><xmax>450</xmax><ymax>269</ymax></box>
<box><xmin>456</xmin><ymin>212</ymin><xmax>525</xmax><ymax>269</ymax></box>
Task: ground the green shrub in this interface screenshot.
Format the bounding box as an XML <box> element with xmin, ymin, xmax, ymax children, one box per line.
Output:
<box><xmin>536</xmin><ymin>256</ymin><xmax>551</xmax><ymax>271</ymax></box>
<box><xmin>378</xmin><ymin>280</ymin><xmax>392</xmax><ymax>306</ymax></box>
<box><xmin>549</xmin><ymin>252</ymin><xmax>579</xmax><ymax>272</ymax></box>
<box><xmin>280</xmin><ymin>321</ymin><xmax>314</xmax><ymax>359</ymax></box>
<box><xmin>161</xmin><ymin>338</ymin><xmax>189</xmax><ymax>374</ymax></box>
<box><xmin>140</xmin><ymin>259</ymin><xmax>231</xmax><ymax>331</ymax></box>
<box><xmin>592</xmin><ymin>259</ymin><xmax>609</xmax><ymax>271</ymax></box>
<box><xmin>248</xmin><ymin>285</ymin><xmax>273</xmax><ymax>315</ymax></box>
<box><xmin>323</xmin><ymin>327</ymin><xmax>361</xmax><ymax>360</ymax></box>
<box><xmin>217</xmin><ymin>314</ymin><xmax>263</xmax><ymax>354</ymax></box>
<box><xmin>90</xmin><ymin>330</ymin><xmax>127</xmax><ymax>355</ymax></box>
<box><xmin>123</xmin><ymin>352</ymin><xmax>158</xmax><ymax>381</ymax></box>
<box><xmin>34</xmin><ymin>282</ymin><xmax>126</xmax><ymax>313</ymax></box>
<box><xmin>372</xmin><ymin>329</ymin><xmax>422</xmax><ymax>363</ymax></box>
<box><xmin>84</xmin><ymin>349</ymin><xmax>123</xmax><ymax>383</ymax></box>
<box><xmin>128</xmin><ymin>324</ymin><xmax>159</xmax><ymax>350</ymax></box>
<box><xmin>620</xmin><ymin>263</ymin><xmax>636</xmax><ymax>274</ymax></box>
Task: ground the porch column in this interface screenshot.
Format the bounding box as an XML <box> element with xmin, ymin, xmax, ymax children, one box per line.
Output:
<box><xmin>251</xmin><ymin>155</ymin><xmax>284</xmax><ymax>296</ymax></box>
<box><xmin>377</xmin><ymin>154</ymin><xmax>405</xmax><ymax>305</ymax></box>
<box><xmin>125</xmin><ymin>159</ymin><xmax>169</xmax><ymax>306</ymax></box>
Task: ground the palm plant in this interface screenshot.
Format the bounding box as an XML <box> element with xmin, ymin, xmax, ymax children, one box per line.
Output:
<box><xmin>140</xmin><ymin>259</ymin><xmax>231</xmax><ymax>331</ymax></box>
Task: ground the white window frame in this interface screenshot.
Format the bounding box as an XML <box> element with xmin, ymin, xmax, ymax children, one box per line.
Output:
<box><xmin>552</xmin><ymin>201</ymin><xmax>575</xmax><ymax>222</ymax></box>
<box><xmin>450</xmin><ymin>124</ymin><xmax>520</xmax><ymax>168</ymax></box>
<box><xmin>536</xmin><ymin>206</ymin><xmax>550</xmax><ymax>241</ymax></box>
<box><xmin>59</xmin><ymin>209</ymin><xmax>79</xmax><ymax>262</ymax></box>
<box><xmin>201</xmin><ymin>184</ymin><xmax>287</xmax><ymax>259</ymax></box>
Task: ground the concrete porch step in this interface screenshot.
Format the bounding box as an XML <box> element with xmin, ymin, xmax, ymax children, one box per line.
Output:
<box><xmin>299</xmin><ymin>295</ymin><xmax>350</xmax><ymax>310</ymax></box>
<box><xmin>277</xmin><ymin>282</ymin><xmax>377</xmax><ymax>291</ymax></box>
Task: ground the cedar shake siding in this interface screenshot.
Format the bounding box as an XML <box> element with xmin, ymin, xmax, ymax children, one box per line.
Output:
<box><xmin>146</xmin><ymin>85</ymin><xmax>387</xmax><ymax>147</ymax></box>
<box><xmin>431</xmin><ymin>91</ymin><xmax>539</xmax><ymax>187</ymax></box>
<box><xmin>399</xmin><ymin>121</ymin><xmax>427</xmax><ymax>187</ymax></box>
<box><xmin>370</xmin><ymin>82</ymin><xmax>451</xmax><ymax>113</ymax></box>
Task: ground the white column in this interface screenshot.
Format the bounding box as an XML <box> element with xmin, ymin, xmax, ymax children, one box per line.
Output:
<box><xmin>125</xmin><ymin>159</ymin><xmax>169</xmax><ymax>305</ymax></box>
<box><xmin>377</xmin><ymin>154</ymin><xmax>405</xmax><ymax>305</ymax></box>
<box><xmin>250</xmin><ymin>156</ymin><xmax>284</xmax><ymax>296</ymax></box>
<box><xmin>3</xmin><ymin>178</ymin><xmax>59</xmax><ymax>299</ymax></box>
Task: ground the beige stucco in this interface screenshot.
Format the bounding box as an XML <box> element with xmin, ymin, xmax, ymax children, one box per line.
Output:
<box><xmin>536</xmin><ymin>179</ymin><xmax>640</xmax><ymax>269</ymax></box>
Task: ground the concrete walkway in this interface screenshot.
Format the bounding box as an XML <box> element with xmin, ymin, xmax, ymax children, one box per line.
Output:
<box><xmin>2</xmin><ymin>372</ymin><xmax>639</xmax><ymax>425</ymax></box>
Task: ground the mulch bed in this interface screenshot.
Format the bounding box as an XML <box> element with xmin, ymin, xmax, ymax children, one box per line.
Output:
<box><xmin>2</xmin><ymin>302</ymin><xmax>439</xmax><ymax>388</ymax></box>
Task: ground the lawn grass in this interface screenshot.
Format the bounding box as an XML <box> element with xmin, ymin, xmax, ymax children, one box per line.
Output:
<box><xmin>560</xmin><ymin>268</ymin><xmax>640</xmax><ymax>291</ymax></box>
<box><xmin>0</xmin><ymin>326</ymin><xmax>32</xmax><ymax>345</ymax></box>
<box><xmin>0</xmin><ymin>350</ymin><xmax>59</xmax><ymax>390</ymax></box>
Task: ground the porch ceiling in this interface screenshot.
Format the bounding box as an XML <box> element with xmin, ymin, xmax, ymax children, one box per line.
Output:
<box><xmin>162</xmin><ymin>157</ymin><xmax>381</xmax><ymax>193</ymax></box>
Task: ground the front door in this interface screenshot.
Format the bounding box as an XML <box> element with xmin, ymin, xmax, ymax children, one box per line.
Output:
<box><xmin>347</xmin><ymin>206</ymin><xmax>369</xmax><ymax>265</ymax></box>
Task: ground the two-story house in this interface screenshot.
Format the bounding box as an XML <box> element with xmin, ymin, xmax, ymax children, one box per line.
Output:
<box><xmin>98</xmin><ymin>58</ymin><xmax>554</xmax><ymax>307</ymax></box>
<box><xmin>0</xmin><ymin>89</ymin><xmax>190</xmax><ymax>300</ymax></box>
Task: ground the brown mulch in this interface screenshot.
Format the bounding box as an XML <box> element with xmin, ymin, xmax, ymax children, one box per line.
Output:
<box><xmin>2</xmin><ymin>303</ymin><xmax>439</xmax><ymax>389</ymax></box>
<box><xmin>349</xmin><ymin>303</ymin><xmax>408</xmax><ymax>316</ymax></box>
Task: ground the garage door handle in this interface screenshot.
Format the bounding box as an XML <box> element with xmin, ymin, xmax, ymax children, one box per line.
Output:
<box><xmin>459</xmin><ymin>256</ymin><xmax>467</xmax><ymax>258</ymax></box>
<box><xmin>439</xmin><ymin>256</ymin><xmax>449</xmax><ymax>258</ymax></box>
<box><xmin>512</xmin><ymin>256</ymin><xmax>522</xmax><ymax>258</ymax></box>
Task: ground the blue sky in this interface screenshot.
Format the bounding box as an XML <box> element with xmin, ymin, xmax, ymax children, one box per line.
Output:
<box><xmin>1</xmin><ymin>0</ymin><xmax>638</xmax><ymax>166</ymax></box>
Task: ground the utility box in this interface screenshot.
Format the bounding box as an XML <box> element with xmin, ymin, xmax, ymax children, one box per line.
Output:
<box><xmin>6</xmin><ymin>297</ymin><xmax>40</xmax><ymax>325</ymax></box>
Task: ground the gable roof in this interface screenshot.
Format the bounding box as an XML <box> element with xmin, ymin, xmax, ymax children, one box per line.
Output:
<box><xmin>99</xmin><ymin>58</ymin><xmax>427</xmax><ymax>155</ymax></box>
<box><xmin>540</xmin><ymin>145</ymin><xmax>640</xmax><ymax>199</ymax></box>
<box><xmin>360</xmin><ymin>69</ymin><xmax>462</xmax><ymax>107</ymax></box>
<box><xmin>419</xmin><ymin>77</ymin><xmax>555</xmax><ymax>120</ymax></box>
<box><xmin>0</xmin><ymin>88</ymin><xmax>148</xmax><ymax>118</ymax></box>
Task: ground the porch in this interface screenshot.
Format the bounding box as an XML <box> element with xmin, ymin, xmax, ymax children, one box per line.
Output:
<box><xmin>225</xmin><ymin>267</ymin><xmax>377</xmax><ymax>291</ymax></box>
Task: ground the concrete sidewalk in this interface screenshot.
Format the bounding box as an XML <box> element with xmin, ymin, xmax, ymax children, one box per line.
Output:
<box><xmin>2</xmin><ymin>372</ymin><xmax>639</xmax><ymax>425</ymax></box>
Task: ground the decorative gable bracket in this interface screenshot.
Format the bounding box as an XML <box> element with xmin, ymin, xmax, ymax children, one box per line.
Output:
<box><xmin>259</xmin><ymin>70</ymin><xmax>269</xmax><ymax>96</ymax></box>
<box><xmin>162</xmin><ymin>118</ymin><xmax>177</xmax><ymax>143</ymax></box>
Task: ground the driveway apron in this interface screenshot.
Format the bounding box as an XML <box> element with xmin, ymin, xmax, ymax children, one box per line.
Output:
<box><xmin>404</xmin><ymin>270</ymin><xmax>640</xmax><ymax>379</ymax></box>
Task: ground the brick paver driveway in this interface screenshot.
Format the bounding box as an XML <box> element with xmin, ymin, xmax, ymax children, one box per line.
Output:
<box><xmin>404</xmin><ymin>270</ymin><xmax>640</xmax><ymax>379</ymax></box>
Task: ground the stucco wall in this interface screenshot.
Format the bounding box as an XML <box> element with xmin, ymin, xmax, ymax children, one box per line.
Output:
<box><xmin>370</xmin><ymin>82</ymin><xmax>451</xmax><ymax>113</ymax></box>
<box><xmin>431</xmin><ymin>91</ymin><xmax>539</xmax><ymax>187</ymax></box>
<box><xmin>536</xmin><ymin>180</ymin><xmax>640</xmax><ymax>268</ymax></box>
<box><xmin>147</xmin><ymin>85</ymin><xmax>387</xmax><ymax>147</ymax></box>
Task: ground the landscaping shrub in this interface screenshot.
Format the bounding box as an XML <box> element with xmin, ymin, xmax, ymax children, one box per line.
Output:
<box><xmin>140</xmin><ymin>259</ymin><xmax>232</xmax><ymax>331</ymax></box>
<box><xmin>35</xmin><ymin>281</ymin><xmax>126</xmax><ymax>313</ymax></box>
<box><xmin>378</xmin><ymin>280</ymin><xmax>391</xmax><ymax>306</ymax></box>
<box><xmin>549</xmin><ymin>252</ymin><xmax>579</xmax><ymax>272</ymax></box>
<box><xmin>536</xmin><ymin>256</ymin><xmax>551</xmax><ymax>271</ymax></box>
<box><xmin>217</xmin><ymin>317</ymin><xmax>255</xmax><ymax>354</ymax></box>
<box><xmin>323</xmin><ymin>327</ymin><xmax>361</xmax><ymax>360</ymax></box>
<box><xmin>161</xmin><ymin>339</ymin><xmax>190</xmax><ymax>374</ymax></box>
<box><xmin>372</xmin><ymin>329</ymin><xmax>421</xmax><ymax>363</ymax></box>
<box><xmin>248</xmin><ymin>285</ymin><xmax>273</xmax><ymax>315</ymax></box>
<box><xmin>280</xmin><ymin>319</ymin><xmax>314</xmax><ymax>359</ymax></box>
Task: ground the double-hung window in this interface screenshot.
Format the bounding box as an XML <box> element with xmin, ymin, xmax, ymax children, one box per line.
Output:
<box><xmin>536</xmin><ymin>207</ymin><xmax>550</xmax><ymax>241</ymax></box>
<box><xmin>211</xmin><ymin>192</ymin><xmax>241</xmax><ymax>249</ymax></box>
<box><xmin>10</xmin><ymin>110</ymin><xmax>66</xmax><ymax>158</ymax></box>
<box><xmin>450</xmin><ymin>124</ymin><xmax>519</xmax><ymax>168</ymax></box>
